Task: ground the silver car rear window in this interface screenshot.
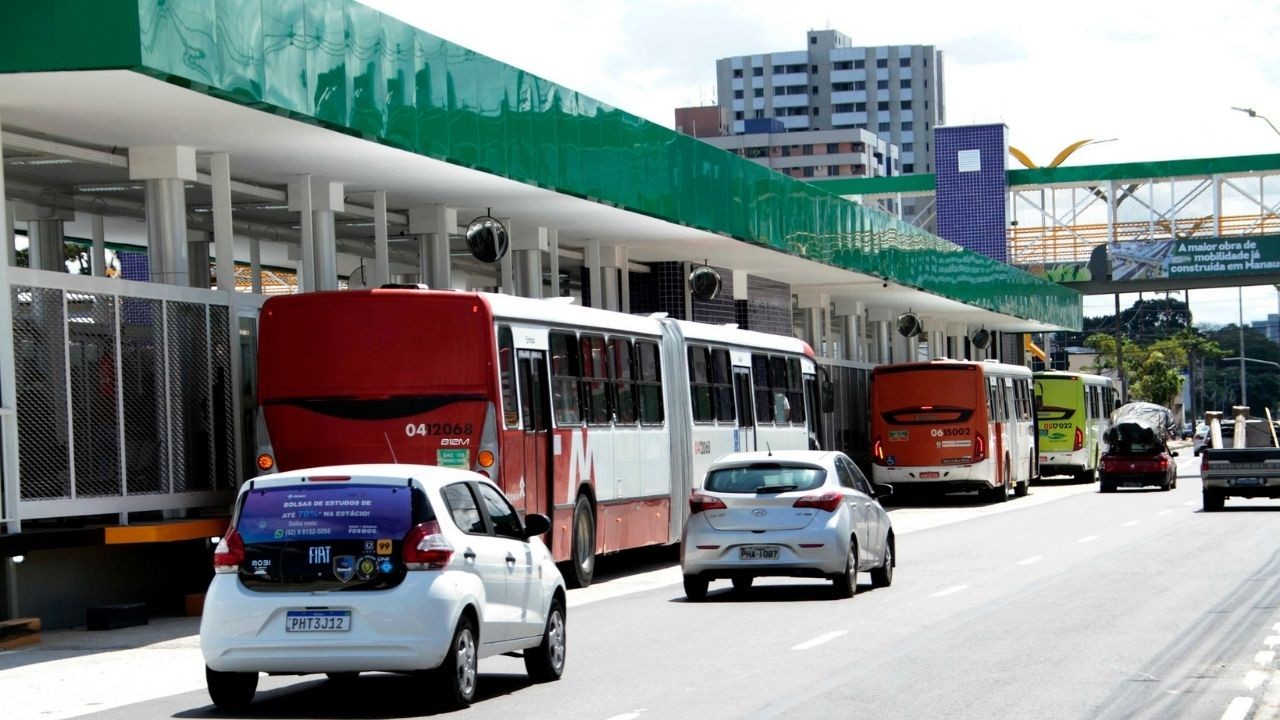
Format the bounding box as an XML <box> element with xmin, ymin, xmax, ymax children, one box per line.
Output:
<box><xmin>704</xmin><ymin>464</ymin><xmax>826</xmax><ymax>493</ymax></box>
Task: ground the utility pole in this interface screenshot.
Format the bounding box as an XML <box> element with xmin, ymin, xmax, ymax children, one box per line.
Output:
<box><xmin>1240</xmin><ymin>286</ymin><xmax>1248</xmax><ymax>408</ymax></box>
<box><xmin>1115</xmin><ymin>293</ymin><xmax>1127</xmax><ymax>402</ymax></box>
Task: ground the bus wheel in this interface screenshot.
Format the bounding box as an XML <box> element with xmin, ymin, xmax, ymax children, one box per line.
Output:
<box><xmin>1014</xmin><ymin>477</ymin><xmax>1029</xmax><ymax>498</ymax></box>
<box><xmin>564</xmin><ymin>494</ymin><xmax>596</xmax><ymax>589</ymax></box>
<box><xmin>987</xmin><ymin>460</ymin><xmax>1011</xmax><ymax>503</ymax></box>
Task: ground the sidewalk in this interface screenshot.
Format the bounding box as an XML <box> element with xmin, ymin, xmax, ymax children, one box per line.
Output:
<box><xmin>0</xmin><ymin>616</ymin><xmax>205</xmax><ymax>720</ymax></box>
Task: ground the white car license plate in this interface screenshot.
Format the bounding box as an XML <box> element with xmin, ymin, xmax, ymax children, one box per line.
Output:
<box><xmin>1234</xmin><ymin>477</ymin><xmax>1264</xmax><ymax>486</ymax></box>
<box><xmin>285</xmin><ymin>610</ymin><xmax>350</xmax><ymax>632</ymax></box>
<box><xmin>739</xmin><ymin>545</ymin><xmax>779</xmax><ymax>560</ymax></box>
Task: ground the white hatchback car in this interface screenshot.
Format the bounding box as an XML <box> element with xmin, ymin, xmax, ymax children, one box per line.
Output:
<box><xmin>680</xmin><ymin>451</ymin><xmax>895</xmax><ymax>600</ymax></box>
<box><xmin>200</xmin><ymin>464</ymin><xmax>566</xmax><ymax>712</ymax></box>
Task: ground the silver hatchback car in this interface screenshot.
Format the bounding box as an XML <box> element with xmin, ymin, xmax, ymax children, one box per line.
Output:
<box><xmin>680</xmin><ymin>451</ymin><xmax>895</xmax><ymax>600</ymax></box>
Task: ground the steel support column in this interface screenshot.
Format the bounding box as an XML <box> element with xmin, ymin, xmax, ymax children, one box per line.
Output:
<box><xmin>372</xmin><ymin>191</ymin><xmax>389</xmax><ymax>288</ymax></box>
<box><xmin>90</xmin><ymin>214</ymin><xmax>106</xmax><ymax>277</ymax></box>
<box><xmin>584</xmin><ymin>238</ymin><xmax>602</xmax><ymax>309</ymax></box>
<box><xmin>210</xmin><ymin>152</ymin><xmax>243</xmax><ymax>486</ymax></box>
<box><xmin>27</xmin><ymin>219</ymin><xmax>66</xmax><ymax>272</ymax></box>
<box><xmin>0</xmin><ymin>110</ymin><xmax>20</xmax><ymax>537</ymax></box>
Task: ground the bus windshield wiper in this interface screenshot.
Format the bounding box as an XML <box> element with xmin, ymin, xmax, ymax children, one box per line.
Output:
<box><xmin>755</xmin><ymin>484</ymin><xmax>797</xmax><ymax>494</ymax></box>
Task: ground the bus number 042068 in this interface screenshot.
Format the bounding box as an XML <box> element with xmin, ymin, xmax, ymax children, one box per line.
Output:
<box><xmin>405</xmin><ymin>423</ymin><xmax>474</xmax><ymax>437</ymax></box>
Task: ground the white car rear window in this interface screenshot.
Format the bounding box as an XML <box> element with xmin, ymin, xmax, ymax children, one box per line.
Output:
<box><xmin>704</xmin><ymin>464</ymin><xmax>826</xmax><ymax>494</ymax></box>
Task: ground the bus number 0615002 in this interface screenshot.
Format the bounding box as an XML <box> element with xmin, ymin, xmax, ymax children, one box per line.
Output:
<box><xmin>405</xmin><ymin>423</ymin><xmax>474</xmax><ymax>437</ymax></box>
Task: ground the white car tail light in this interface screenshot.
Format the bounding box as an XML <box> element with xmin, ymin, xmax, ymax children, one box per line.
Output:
<box><xmin>403</xmin><ymin>521</ymin><xmax>454</xmax><ymax>570</ymax></box>
<box><xmin>212</xmin><ymin>528</ymin><xmax>244</xmax><ymax>574</ymax></box>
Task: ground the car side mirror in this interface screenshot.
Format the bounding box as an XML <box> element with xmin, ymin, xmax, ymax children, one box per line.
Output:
<box><xmin>523</xmin><ymin>513</ymin><xmax>551</xmax><ymax>538</ymax></box>
<box><xmin>1170</xmin><ymin>451</ymin><xmax>1179</xmax><ymax>457</ymax></box>
<box><xmin>872</xmin><ymin>482</ymin><xmax>893</xmax><ymax>499</ymax></box>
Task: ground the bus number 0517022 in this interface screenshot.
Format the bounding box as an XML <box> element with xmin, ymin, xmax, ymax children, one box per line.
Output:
<box><xmin>405</xmin><ymin>423</ymin><xmax>474</xmax><ymax>437</ymax></box>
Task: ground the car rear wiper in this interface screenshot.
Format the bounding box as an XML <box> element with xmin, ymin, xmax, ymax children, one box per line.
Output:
<box><xmin>755</xmin><ymin>484</ymin><xmax>798</xmax><ymax>494</ymax></box>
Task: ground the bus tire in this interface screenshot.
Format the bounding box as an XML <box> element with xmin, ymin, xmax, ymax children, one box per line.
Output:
<box><xmin>1015</xmin><ymin>478</ymin><xmax>1029</xmax><ymax>498</ymax></box>
<box><xmin>564</xmin><ymin>494</ymin><xmax>596</xmax><ymax>589</ymax></box>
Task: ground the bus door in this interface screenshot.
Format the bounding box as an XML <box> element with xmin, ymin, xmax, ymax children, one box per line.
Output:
<box><xmin>517</xmin><ymin>349</ymin><xmax>553</xmax><ymax>519</ymax></box>
<box><xmin>733</xmin><ymin>364</ymin><xmax>756</xmax><ymax>453</ymax></box>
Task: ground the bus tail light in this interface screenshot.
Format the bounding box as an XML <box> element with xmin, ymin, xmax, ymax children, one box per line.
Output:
<box><xmin>256</xmin><ymin>453</ymin><xmax>275</xmax><ymax>473</ymax></box>
<box><xmin>1073</xmin><ymin>427</ymin><xmax>1084</xmax><ymax>451</ymax></box>
<box><xmin>689</xmin><ymin>493</ymin><xmax>727</xmax><ymax>514</ymax></box>
<box><xmin>212</xmin><ymin>527</ymin><xmax>244</xmax><ymax>574</ymax></box>
<box><xmin>872</xmin><ymin>437</ymin><xmax>885</xmax><ymax>465</ymax></box>
<box><xmin>793</xmin><ymin>492</ymin><xmax>843</xmax><ymax>512</ymax></box>
<box><xmin>475</xmin><ymin>402</ymin><xmax>500</xmax><ymax>482</ymax></box>
<box><xmin>403</xmin><ymin>521</ymin><xmax>454</xmax><ymax>570</ymax></box>
<box><xmin>974</xmin><ymin>432</ymin><xmax>987</xmax><ymax>463</ymax></box>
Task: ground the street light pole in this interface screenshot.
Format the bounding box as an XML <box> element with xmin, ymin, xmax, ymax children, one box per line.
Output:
<box><xmin>1240</xmin><ymin>286</ymin><xmax>1247</xmax><ymax>408</ymax></box>
<box><xmin>1232</xmin><ymin>107</ymin><xmax>1280</xmax><ymax>138</ymax></box>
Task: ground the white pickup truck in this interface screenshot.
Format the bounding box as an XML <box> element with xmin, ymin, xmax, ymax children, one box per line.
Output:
<box><xmin>1199</xmin><ymin>408</ymin><xmax>1280</xmax><ymax>512</ymax></box>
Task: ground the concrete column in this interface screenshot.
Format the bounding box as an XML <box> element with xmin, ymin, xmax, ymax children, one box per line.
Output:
<box><xmin>249</xmin><ymin>236</ymin><xmax>262</xmax><ymax>293</ymax></box>
<box><xmin>601</xmin><ymin>246</ymin><xmax>626</xmax><ymax>312</ymax></box>
<box><xmin>4</xmin><ymin>201</ymin><xmax>14</xmax><ymax>267</ymax></box>
<box><xmin>498</xmin><ymin>218</ymin><xmax>514</xmax><ymax>294</ymax></box>
<box><xmin>90</xmin><ymin>214</ymin><xmax>106</xmax><ymax>277</ymax></box>
<box><xmin>208</xmin><ymin>152</ymin><xmax>242</xmax><ymax>484</ymax></box>
<box><xmin>584</xmin><ymin>238</ymin><xmax>602</xmax><ymax>308</ymax></box>
<box><xmin>868</xmin><ymin>308</ymin><xmax>897</xmax><ymax>364</ymax></box>
<box><xmin>921</xmin><ymin>316</ymin><xmax>944</xmax><ymax>360</ymax></box>
<box><xmin>372</xmin><ymin>191</ymin><xmax>389</xmax><ymax>288</ymax></box>
<box><xmin>410</xmin><ymin>206</ymin><xmax>455</xmax><ymax>290</ymax></box>
<box><xmin>618</xmin><ymin>246</ymin><xmax>630</xmax><ymax>313</ymax></box>
<box><xmin>287</xmin><ymin>175</ymin><xmax>314</xmax><ymax>292</ymax></box>
<box><xmin>512</xmin><ymin>225</ymin><xmax>547</xmax><ymax>299</ymax></box>
<box><xmin>130</xmin><ymin>146</ymin><xmax>198</xmax><ymax>286</ymax></box>
<box><xmin>309</xmin><ymin>181</ymin><xmax>342</xmax><ymax>292</ymax></box>
<box><xmin>796</xmin><ymin>290</ymin><xmax>831</xmax><ymax>356</ymax></box>
<box><xmin>834</xmin><ymin>300</ymin><xmax>866</xmax><ymax>362</ymax></box>
<box><xmin>187</xmin><ymin>229</ymin><xmax>210</xmax><ymax>289</ymax></box>
<box><xmin>547</xmin><ymin>229</ymin><xmax>561</xmax><ymax>297</ymax></box>
<box><xmin>26</xmin><ymin>218</ymin><xmax>68</xmax><ymax>272</ymax></box>
<box><xmin>945</xmin><ymin>322</ymin><xmax>968</xmax><ymax>360</ymax></box>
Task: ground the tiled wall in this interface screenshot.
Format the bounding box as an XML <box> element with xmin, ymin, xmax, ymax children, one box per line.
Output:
<box><xmin>628</xmin><ymin>263</ymin><xmax>792</xmax><ymax>338</ymax></box>
<box><xmin>935</xmin><ymin>124</ymin><xmax>1008</xmax><ymax>263</ymax></box>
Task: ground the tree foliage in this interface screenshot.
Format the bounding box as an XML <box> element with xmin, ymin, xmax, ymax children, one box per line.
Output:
<box><xmin>1084</xmin><ymin>328</ymin><xmax>1227</xmax><ymax>409</ymax></box>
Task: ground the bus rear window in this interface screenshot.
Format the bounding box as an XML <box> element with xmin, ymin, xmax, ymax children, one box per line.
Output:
<box><xmin>881</xmin><ymin>407</ymin><xmax>973</xmax><ymax>425</ymax></box>
<box><xmin>1036</xmin><ymin>406</ymin><xmax>1076</xmax><ymax>421</ymax></box>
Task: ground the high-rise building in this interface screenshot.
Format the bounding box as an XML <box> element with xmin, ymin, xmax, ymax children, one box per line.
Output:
<box><xmin>698</xmin><ymin>119</ymin><xmax>898</xmax><ymax>180</ymax></box>
<box><xmin>713</xmin><ymin>29</ymin><xmax>944</xmax><ymax>174</ymax></box>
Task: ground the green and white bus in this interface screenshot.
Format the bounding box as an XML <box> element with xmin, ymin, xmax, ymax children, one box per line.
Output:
<box><xmin>1033</xmin><ymin>371</ymin><xmax>1117</xmax><ymax>482</ymax></box>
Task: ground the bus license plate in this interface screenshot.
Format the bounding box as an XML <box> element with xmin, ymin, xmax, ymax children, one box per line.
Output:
<box><xmin>739</xmin><ymin>546</ymin><xmax>779</xmax><ymax>560</ymax></box>
<box><xmin>920</xmin><ymin>471</ymin><xmax>940</xmax><ymax>479</ymax></box>
<box><xmin>1234</xmin><ymin>477</ymin><xmax>1264</xmax><ymax>486</ymax></box>
<box><xmin>286</xmin><ymin>610</ymin><xmax>350</xmax><ymax>632</ymax></box>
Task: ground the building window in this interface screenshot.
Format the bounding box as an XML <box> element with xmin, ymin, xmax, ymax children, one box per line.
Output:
<box><xmin>900</xmin><ymin>79</ymin><xmax>911</xmax><ymax>89</ymax></box>
<box><xmin>833</xmin><ymin>103</ymin><xmax>853</xmax><ymax>112</ymax></box>
<box><xmin>787</xmin><ymin>64</ymin><xmax>807</xmax><ymax>73</ymax></box>
<box><xmin>810</xmin><ymin>65</ymin><xmax>818</xmax><ymax>73</ymax></box>
<box><xmin>876</xmin><ymin>79</ymin><xmax>888</xmax><ymax>90</ymax></box>
<box><xmin>773</xmin><ymin>86</ymin><xmax>785</xmax><ymax>96</ymax></box>
<box><xmin>828</xmin><ymin>165</ymin><xmax>841</xmax><ymax>175</ymax></box>
<box><xmin>781</xmin><ymin>146</ymin><xmax>791</xmax><ymax>156</ymax></box>
<box><xmin>834</xmin><ymin>61</ymin><xmax>853</xmax><ymax>70</ymax></box>
<box><xmin>733</xmin><ymin>90</ymin><xmax>743</xmax><ymax>99</ymax></box>
<box><xmin>924</xmin><ymin>78</ymin><xmax>929</xmax><ymax>88</ymax></box>
<box><xmin>876</xmin><ymin>58</ymin><xmax>888</xmax><ymax>68</ymax></box>
<box><xmin>810</xmin><ymin>35</ymin><xmax>817</xmax><ymax>44</ymax></box>
<box><xmin>754</xmin><ymin>110</ymin><xmax>764</xmax><ymax>118</ymax></box>
<box><xmin>826</xmin><ymin>143</ymin><xmax>839</xmax><ymax>153</ymax></box>
<box><xmin>854</xmin><ymin>59</ymin><xmax>865</xmax><ymax>69</ymax></box>
<box><xmin>852</xmin><ymin>142</ymin><xmax>865</xmax><ymax>152</ymax></box>
<box><xmin>803</xmin><ymin>145</ymin><xmax>813</xmax><ymax>155</ymax></box>
<box><xmin>903</xmin><ymin>142</ymin><xmax>913</xmax><ymax>152</ymax></box>
<box><xmin>832</xmin><ymin>82</ymin><xmax>851</xmax><ymax>91</ymax></box>
<box><xmin>752</xmin><ymin>67</ymin><xmax>763</xmax><ymax>77</ymax></box>
<box><xmin>900</xmin><ymin>100</ymin><xmax>911</xmax><ymax>110</ymax></box>
<box><xmin>877</xmin><ymin>101</ymin><xmax>889</xmax><ymax>111</ymax></box>
<box><xmin>855</xmin><ymin>81</ymin><xmax>866</xmax><ymax>91</ymax></box>
<box><xmin>811</xmin><ymin>107</ymin><xmax>820</xmax><ymax>116</ymax></box>
<box><xmin>854</xmin><ymin>102</ymin><xmax>866</xmax><ymax>112</ymax></box>
<box><xmin>754</xmin><ymin>88</ymin><xmax>764</xmax><ymax>97</ymax></box>
<box><xmin>925</xmin><ymin>121</ymin><xmax>930</xmax><ymax>130</ymax></box>
<box><xmin>878</xmin><ymin>122</ymin><xmax>890</xmax><ymax>132</ymax></box>
<box><xmin>904</xmin><ymin>163</ymin><xmax>915</xmax><ymax>173</ymax></box>
<box><xmin>772</xmin><ymin>64</ymin><xmax>783</xmax><ymax>74</ymax></box>
<box><xmin>903</xmin><ymin>121</ymin><xmax>913</xmax><ymax>130</ymax></box>
<box><xmin>899</xmin><ymin>57</ymin><xmax>911</xmax><ymax>67</ymax></box>
<box><xmin>803</xmin><ymin>166</ymin><xmax>815</xmax><ymax>177</ymax></box>
<box><xmin>734</xmin><ymin>111</ymin><xmax>744</xmax><ymax>120</ymax></box>
<box><xmin>733</xmin><ymin>69</ymin><xmax>743</xmax><ymax>78</ymax></box>
<box><xmin>925</xmin><ymin>99</ymin><xmax>930</xmax><ymax>109</ymax></box>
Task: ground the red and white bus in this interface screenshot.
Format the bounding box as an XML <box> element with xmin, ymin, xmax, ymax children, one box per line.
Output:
<box><xmin>255</xmin><ymin>287</ymin><xmax>826</xmax><ymax>586</ymax></box>
<box><xmin>869</xmin><ymin>359</ymin><xmax>1037</xmax><ymax>501</ymax></box>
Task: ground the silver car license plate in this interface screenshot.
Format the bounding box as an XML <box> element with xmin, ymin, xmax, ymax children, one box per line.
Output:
<box><xmin>739</xmin><ymin>545</ymin><xmax>779</xmax><ymax>560</ymax></box>
<box><xmin>1234</xmin><ymin>477</ymin><xmax>1264</xmax><ymax>486</ymax></box>
<box><xmin>285</xmin><ymin>610</ymin><xmax>350</xmax><ymax>632</ymax></box>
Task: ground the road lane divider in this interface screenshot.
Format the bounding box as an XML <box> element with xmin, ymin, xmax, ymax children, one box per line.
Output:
<box><xmin>1220</xmin><ymin>697</ymin><xmax>1253</xmax><ymax>720</ymax></box>
<box><xmin>791</xmin><ymin>630</ymin><xmax>847</xmax><ymax>651</ymax></box>
<box><xmin>1017</xmin><ymin>556</ymin><xmax>1043</xmax><ymax>566</ymax></box>
<box><xmin>1255</xmin><ymin>650</ymin><xmax>1275</xmax><ymax>665</ymax></box>
<box><xmin>1122</xmin><ymin>520</ymin><xmax>1140</xmax><ymax>527</ymax></box>
<box><xmin>930</xmin><ymin>585</ymin><xmax>968</xmax><ymax>598</ymax></box>
<box><xmin>1077</xmin><ymin>535</ymin><xmax>1099</xmax><ymax>543</ymax></box>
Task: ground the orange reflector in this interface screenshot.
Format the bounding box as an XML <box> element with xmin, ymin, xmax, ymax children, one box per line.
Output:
<box><xmin>256</xmin><ymin>453</ymin><xmax>275</xmax><ymax>471</ymax></box>
<box><xmin>478</xmin><ymin>450</ymin><xmax>495</xmax><ymax>468</ymax></box>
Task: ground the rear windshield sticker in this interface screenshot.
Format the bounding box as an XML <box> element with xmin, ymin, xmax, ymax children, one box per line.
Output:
<box><xmin>238</xmin><ymin>484</ymin><xmax>412</xmax><ymax>544</ymax></box>
<box><xmin>334</xmin><ymin>555</ymin><xmax>355</xmax><ymax>582</ymax></box>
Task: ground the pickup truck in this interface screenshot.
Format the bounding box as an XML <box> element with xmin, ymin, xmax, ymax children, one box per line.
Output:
<box><xmin>1199</xmin><ymin>411</ymin><xmax>1280</xmax><ymax>511</ymax></box>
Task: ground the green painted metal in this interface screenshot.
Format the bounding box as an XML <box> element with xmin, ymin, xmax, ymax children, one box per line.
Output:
<box><xmin>816</xmin><ymin>153</ymin><xmax>1280</xmax><ymax>197</ymax></box>
<box><xmin>0</xmin><ymin>0</ymin><xmax>140</xmax><ymax>72</ymax></box>
<box><xmin>0</xmin><ymin>0</ymin><xmax>1080</xmax><ymax>329</ymax></box>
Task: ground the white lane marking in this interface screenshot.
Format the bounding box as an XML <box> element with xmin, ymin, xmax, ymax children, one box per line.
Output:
<box><xmin>602</xmin><ymin>712</ymin><xmax>646</xmax><ymax>720</ymax></box>
<box><xmin>1265</xmin><ymin>635</ymin><xmax>1280</xmax><ymax>648</ymax></box>
<box><xmin>930</xmin><ymin>585</ymin><xmax>968</xmax><ymax>597</ymax></box>
<box><xmin>1183</xmin><ymin>500</ymin><xmax>1196</xmax><ymax>506</ymax></box>
<box><xmin>1244</xmin><ymin>669</ymin><xmax>1268</xmax><ymax>689</ymax></box>
<box><xmin>1221</xmin><ymin>697</ymin><xmax>1254</xmax><ymax>720</ymax></box>
<box><xmin>791</xmin><ymin>630</ymin><xmax>847</xmax><ymax>651</ymax></box>
<box><xmin>1122</xmin><ymin>520</ymin><xmax>1140</xmax><ymax>527</ymax></box>
<box><xmin>1157</xmin><ymin>510</ymin><xmax>1173</xmax><ymax>516</ymax></box>
<box><xmin>1017</xmin><ymin>555</ymin><xmax>1044</xmax><ymax>566</ymax></box>
<box><xmin>1255</xmin><ymin>650</ymin><xmax>1275</xmax><ymax>665</ymax></box>
<box><xmin>1077</xmin><ymin>535</ymin><xmax>1099</xmax><ymax>543</ymax></box>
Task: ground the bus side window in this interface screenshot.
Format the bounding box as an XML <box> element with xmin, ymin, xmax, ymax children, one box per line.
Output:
<box><xmin>550</xmin><ymin>331</ymin><xmax>582</xmax><ymax>426</ymax></box>
<box><xmin>770</xmin><ymin>356</ymin><xmax>791</xmax><ymax>423</ymax></box>
<box><xmin>610</xmin><ymin>337</ymin><xmax>637</xmax><ymax>425</ymax></box>
<box><xmin>752</xmin><ymin>354</ymin><xmax>773</xmax><ymax>423</ymax></box>
<box><xmin>636</xmin><ymin>341</ymin><xmax>664</xmax><ymax>424</ymax></box>
<box><xmin>711</xmin><ymin>348</ymin><xmax>735</xmax><ymax>423</ymax></box>
<box><xmin>498</xmin><ymin>325</ymin><xmax>519</xmax><ymax>428</ymax></box>
<box><xmin>581</xmin><ymin>335</ymin><xmax>610</xmax><ymax>425</ymax></box>
<box><xmin>787</xmin><ymin>357</ymin><xmax>806</xmax><ymax>425</ymax></box>
<box><xmin>688</xmin><ymin>346</ymin><xmax>715</xmax><ymax>423</ymax></box>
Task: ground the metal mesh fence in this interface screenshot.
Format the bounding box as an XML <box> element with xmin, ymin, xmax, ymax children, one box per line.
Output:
<box><xmin>68</xmin><ymin>293</ymin><xmax>122</xmax><ymax>497</ymax></box>
<box><xmin>120</xmin><ymin>298</ymin><xmax>166</xmax><ymax>495</ymax></box>
<box><xmin>209</xmin><ymin>306</ymin><xmax>236</xmax><ymax>492</ymax></box>
<box><xmin>166</xmin><ymin>302</ymin><xmax>211</xmax><ymax>493</ymax></box>
<box><xmin>13</xmin><ymin>286</ymin><xmax>71</xmax><ymax>499</ymax></box>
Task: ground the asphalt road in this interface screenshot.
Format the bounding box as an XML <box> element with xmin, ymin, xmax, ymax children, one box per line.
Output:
<box><xmin>8</xmin><ymin>452</ymin><xmax>1280</xmax><ymax>720</ymax></box>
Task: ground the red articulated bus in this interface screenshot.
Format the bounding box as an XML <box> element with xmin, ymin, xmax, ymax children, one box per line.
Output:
<box><xmin>255</xmin><ymin>287</ymin><xmax>823</xmax><ymax>587</ymax></box>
